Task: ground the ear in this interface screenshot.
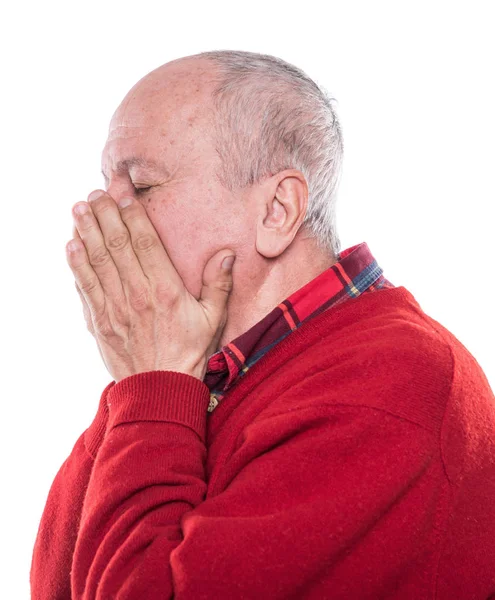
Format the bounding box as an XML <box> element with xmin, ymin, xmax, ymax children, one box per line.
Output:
<box><xmin>255</xmin><ymin>170</ymin><xmax>308</xmax><ymax>258</ymax></box>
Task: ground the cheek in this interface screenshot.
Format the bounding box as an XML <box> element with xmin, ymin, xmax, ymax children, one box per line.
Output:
<box><xmin>152</xmin><ymin>210</ymin><xmax>203</xmax><ymax>255</ymax></box>
<box><xmin>150</xmin><ymin>216</ymin><xmax>207</xmax><ymax>297</ymax></box>
<box><xmin>144</xmin><ymin>195</ymin><xmax>226</xmax><ymax>294</ymax></box>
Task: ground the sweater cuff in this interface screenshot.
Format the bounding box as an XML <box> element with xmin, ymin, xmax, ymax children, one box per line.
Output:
<box><xmin>105</xmin><ymin>370</ymin><xmax>211</xmax><ymax>443</ymax></box>
<box><xmin>84</xmin><ymin>380</ymin><xmax>115</xmax><ymax>459</ymax></box>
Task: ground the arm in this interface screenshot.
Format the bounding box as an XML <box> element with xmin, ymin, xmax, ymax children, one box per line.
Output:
<box><xmin>30</xmin><ymin>381</ymin><xmax>115</xmax><ymax>599</ymax></box>
<box><xmin>69</xmin><ymin>370</ymin><xmax>444</xmax><ymax>599</ymax></box>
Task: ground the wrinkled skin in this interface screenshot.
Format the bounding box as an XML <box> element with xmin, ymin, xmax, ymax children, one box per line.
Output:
<box><xmin>97</xmin><ymin>56</ymin><xmax>335</xmax><ymax>353</ymax></box>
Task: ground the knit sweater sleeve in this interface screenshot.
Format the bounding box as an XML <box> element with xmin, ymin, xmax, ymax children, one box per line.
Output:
<box><xmin>30</xmin><ymin>380</ymin><xmax>115</xmax><ymax>599</ymax></box>
<box><xmin>60</xmin><ymin>366</ymin><xmax>446</xmax><ymax>599</ymax></box>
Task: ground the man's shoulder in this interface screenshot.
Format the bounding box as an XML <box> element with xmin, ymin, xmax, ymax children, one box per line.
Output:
<box><xmin>259</xmin><ymin>288</ymin><xmax>455</xmax><ymax>433</ymax></box>
<box><xmin>302</xmin><ymin>285</ymin><xmax>455</xmax><ymax>378</ymax></box>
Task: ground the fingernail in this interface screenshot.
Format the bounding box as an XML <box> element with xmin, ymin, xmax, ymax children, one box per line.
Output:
<box><xmin>222</xmin><ymin>255</ymin><xmax>236</xmax><ymax>270</ymax></box>
<box><xmin>67</xmin><ymin>240</ymin><xmax>81</xmax><ymax>253</ymax></box>
<box><xmin>118</xmin><ymin>197</ymin><xmax>133</xmax><ymax>209</ymax></box>
<box><xmin>74</xmin><ymin>202</ymin><xmax>89</xmax><ymax>216</ymax></box>
<box><xmin>88</xmin><ymin>190</ymin><xmax>105</xmax><ymax>203</ymax></box>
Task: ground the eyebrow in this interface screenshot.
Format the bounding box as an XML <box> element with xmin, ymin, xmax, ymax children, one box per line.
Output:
<box><xmin>101</xmin><ymin>157</ymin><xmax>170</xmax><ymax>180</ymax></box>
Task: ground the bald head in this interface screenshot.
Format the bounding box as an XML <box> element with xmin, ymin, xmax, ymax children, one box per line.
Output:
<box><xmin>109</xmin><ymin>57</ymin><xmax>217</xmax><ymax>139</ymax></box>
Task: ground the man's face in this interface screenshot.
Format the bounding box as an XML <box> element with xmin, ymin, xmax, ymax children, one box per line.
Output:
<box><xmin>101</xmin><ymin>59</ymin><xmax>251</xmax><ymax>300</ymax></box>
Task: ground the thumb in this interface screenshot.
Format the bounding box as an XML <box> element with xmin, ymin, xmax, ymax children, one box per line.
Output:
<box><xmin>198</xmin><ymin>249</ymin><xmax>236</xmax><ymax>329</ymax></box>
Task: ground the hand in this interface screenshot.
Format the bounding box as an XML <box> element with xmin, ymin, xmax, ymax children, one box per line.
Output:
<box><xmin>66</xmin><ymin>190</ymin><xmax>236</xmax><ymax>383</ymax></box>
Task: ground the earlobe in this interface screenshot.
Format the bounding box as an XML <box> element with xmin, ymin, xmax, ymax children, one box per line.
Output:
<box><xmin>256</xmin><ymin>197</ymin><xmax>290</xmax><ymax>259</ymax></box>
<box><xmin>255</xmin><ymin>233</ymin><xmax>283</xmax><ymax>259</ymax></box>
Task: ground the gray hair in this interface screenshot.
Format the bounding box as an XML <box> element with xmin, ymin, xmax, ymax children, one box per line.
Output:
<box><xmin>188</xmin><ymin>50</ymin><xmax>344</xmax><ymax>260</ymax></box>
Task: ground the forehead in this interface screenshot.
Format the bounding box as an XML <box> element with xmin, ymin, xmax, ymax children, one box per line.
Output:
<box><xmin>101</xmin><ymin>126</ymin><xmax>172</xmax><ymax>175</ymax></box>
<box><xmin>110</xmin><ymin>60</ymin><xmax>214</xmax><ymax>131</ymax></box>
<box><xmin>102</xmin><ymin>61</ymin><xmax>216</xmax><ymax>173</ymax></box>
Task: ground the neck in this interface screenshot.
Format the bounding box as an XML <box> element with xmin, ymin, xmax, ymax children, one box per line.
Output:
<box><xmin>216</xmin><ymin>238</ymin><xmax>337</xmax><ymax>351</ymax></box>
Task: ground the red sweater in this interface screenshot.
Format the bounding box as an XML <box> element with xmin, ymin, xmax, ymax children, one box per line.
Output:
<box><xmin>31</xmin><ymin>243</ymin><xmax>495</xmax><ymax>599</ymax></box>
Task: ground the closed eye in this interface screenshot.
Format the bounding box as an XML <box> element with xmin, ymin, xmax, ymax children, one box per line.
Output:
<box><xmin>133</xmin><ymin>186</ymin><xmax>152</xmax><ymax>195</ymax></box>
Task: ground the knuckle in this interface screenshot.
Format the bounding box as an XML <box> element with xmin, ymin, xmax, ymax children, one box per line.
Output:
<box><xmin>113</xmin><ymin>303</ymin><xmax>129</xmax><ymax>326</ymax></box>
<box><xmin>129</xmin><ymin>286</ymin><xmax>151</xmax><ymax>311</ymax></box>
<box><xmin>81</xmin><ymin>303</ymin><xmax>91</xmax><ymax>321</ymax></box>
<box><xmin>107</xmin><ymin>231</ymin><xmax>130</xmax><ymax>252</ymax></box>
<box><xmin>89</xmin><ymin>246</ymin><xmax>111</xmax><ymax>267</ymax></box>
<box><xmin>93</xmin><ymin>314</ymin><xmax>114</xmax><ymax>337</ymax></box>
<box><xmin>216</xmin><ymin>280</ymin><xmax>234</xmax><ymax>294</ymax></box>
<box><xmin>86</xmin><ymin>318</ymin><xmax>95</xmax><ymax>335</ymax></box>
<box><xmin>79</xmin><ymin>278</ymin><xmax>99</xmax><ymax>295</ymax></box>
<box><xmin>133</xmin><ymin>234</ymin><xmax>157</xmax><ymax>253</ymax></box>
<box><xmin>154</xmin><ymin>281</ymin><xmax>179</xmax><ymax>305</ymax></box>
<box><xmin>98</xmin><ymin>323</ymin><xmax>114</xmax><ymax>338</ymax></box>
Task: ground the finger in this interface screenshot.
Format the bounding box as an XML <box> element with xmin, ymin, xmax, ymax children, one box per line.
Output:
<box><xmin>85</xmin><ymin>191</ymin><xmax>158</xmax><ymax>309</ymax></box>
<box><xmin>73</xmin><ymin>227</ymin><xmax>94</xmax><ymax>327</ymax></box>
<box><xmin>199</xmin><ymin>250</ymin><xmax>235</xmax><ymax>334</ymax></box>
<box><xmin>116</xmin><ymin>196</ymin><xmax>183</xmax><ymax>293</ymax></box>
<box><xmin>74</xmin><ymin>279</ymin><xmax>95</xmax><ymax>335</ymax></box>
<box><xmin>75</xmin><ymin>280</ymin><xmax>108</xmax><ymax>368</ymax></box>
<box><xmin>72</xmin><ymin>224</ymin><xmax>86</xmax><ymax>255</ymax></box>
<box><xmin>66</xmin><ymin>233</ymin><xmax>106</xmax><ymax>320</ymax></box>
<box><xmin>72</xmin><ymin>198</ymin><xmax>127</xmax><ymax>303</ymax></box>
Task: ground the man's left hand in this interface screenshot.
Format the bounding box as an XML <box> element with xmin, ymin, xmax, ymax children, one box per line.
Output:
<box><xmin>66</xmin><ymin>189</ymin><xmax>235</xmax><ymax>383</ymax></box>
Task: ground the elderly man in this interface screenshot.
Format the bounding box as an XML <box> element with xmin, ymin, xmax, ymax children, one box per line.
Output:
<box><xmin>31</xmin><ymin>50</ymin><xmax>495</xmax><ymax>599</ymax></box>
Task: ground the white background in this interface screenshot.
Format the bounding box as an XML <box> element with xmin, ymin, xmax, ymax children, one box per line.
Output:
<box><xmin>1</xmin><ymin>1</ymin><xmax>494</xmax><ymax>597</ymax></box>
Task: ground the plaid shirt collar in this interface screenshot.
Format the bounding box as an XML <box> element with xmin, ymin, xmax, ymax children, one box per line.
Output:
<box><xmin>204</xmin><ymin>242</ymin><xmax>394</xmax><ymax>413</ymax></box>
